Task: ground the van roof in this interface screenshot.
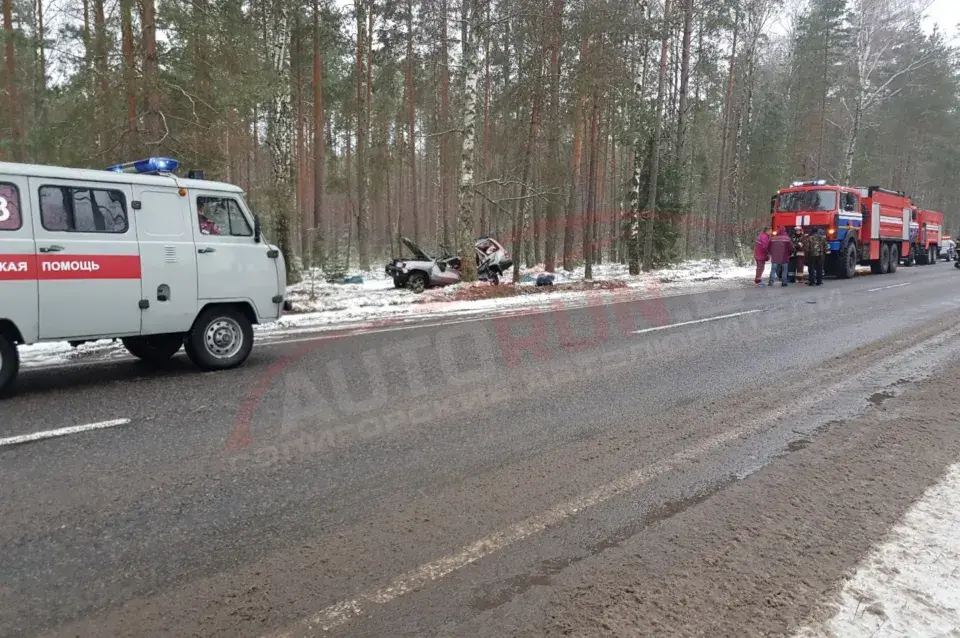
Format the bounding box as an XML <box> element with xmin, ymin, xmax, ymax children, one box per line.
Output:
<box><xmin>0</xmin><ymin>160</ymin><xmax>244</xmax><ymax>194</ymax></box>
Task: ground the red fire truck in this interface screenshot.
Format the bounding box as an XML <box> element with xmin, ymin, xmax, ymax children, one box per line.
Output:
<box><xmin>904</xmin><ymin>208</ymin><xmax>943</xmax><ymax>266</ymax></box>
<box><xmin>770</xmin><ymin>180</ymin><xmax>911</xmax><ymax>279</ymax></box>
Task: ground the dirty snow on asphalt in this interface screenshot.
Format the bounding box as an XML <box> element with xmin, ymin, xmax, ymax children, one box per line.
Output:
<box><xmin>795</xmin><ymin>462</ymin><xmax>960</xmax><ymax>638</ymax></box>
<box><xmin>16</xmin><ymin>259</ymin><xmax>753</xmax><ymax>367</ymax></box>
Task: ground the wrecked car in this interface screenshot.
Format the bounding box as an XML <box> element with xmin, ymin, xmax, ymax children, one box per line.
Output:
<box><xmin>385</xmin><ymin>236</ymin><xmax>513</xmax><ymax>293</ymax></box>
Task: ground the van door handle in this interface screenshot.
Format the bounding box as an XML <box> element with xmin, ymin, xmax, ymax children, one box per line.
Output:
<box><xmin>198</xmin><ymin>247</ymin><xmax>216</xmax><ymax>254</ymax></box>
<box><xmin>39</xmin><ymin>245</ymin><xmax>64</xmax><ymax>253</ymax></box>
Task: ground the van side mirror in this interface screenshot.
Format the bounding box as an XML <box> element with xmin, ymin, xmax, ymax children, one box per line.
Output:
<box><xmin>254</xmin><ymin>214</ymin><xmax>262</xmax><ymax>243</ymax></box>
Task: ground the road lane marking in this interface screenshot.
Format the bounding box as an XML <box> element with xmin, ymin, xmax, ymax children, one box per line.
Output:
<box><xmin>632</xmin><ymin>309</ymin><xmax>763</xmax><ymax>335</ymax></box>
<box><xmin>263</xmin><ymin>321</ymin><xmax>960</xmax><ymax>637</ymax></box>
<box><xmin>265</xmin><ymin>393</ymin><xmax>806</xmax><ymax>638</ymax></box>
<box><xmin>868</xmin><ymin>282</ymin><xmax>911</xmax><ymax>292</ymax></box>
<box><xmin>0</xmin><ymin>418</ymin><xmax>131</xmax><ymax>447</ymax></box>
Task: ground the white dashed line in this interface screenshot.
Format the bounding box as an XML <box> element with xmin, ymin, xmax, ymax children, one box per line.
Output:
<box><xmin>632</xmin><ymin>309</ymin><xmax>763</xmax><ymax>335</ymax></box>
<box><xmin>264</xmin><ymin>391</ymin><xmax>810</xmax><ymax>638</ymax></box>
<box><xmin>0</xmin><ymin>419</ymin><xmax>132</xmax><ymax>447</ymax></box>
<box><xmin>868</xmin><ymin>282</ymin><xmax>911</xmax><ymax>292</ymax></box>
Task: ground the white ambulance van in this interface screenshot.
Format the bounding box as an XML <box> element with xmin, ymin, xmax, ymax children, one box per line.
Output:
<box><xmin>0</xmin><ymin>157</ymin><xmax>287</xmax><ymax>396</ymax></box>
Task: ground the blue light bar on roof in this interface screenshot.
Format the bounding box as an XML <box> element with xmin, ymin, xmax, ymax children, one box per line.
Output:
<box><xmin>105</xmin><ymin>157</ymin><xmax>180</xmax><ymax>174</ymax></box>
<box><xmin>790</xmin><ymin>179</ymin><xmax>829</xmax><ymax>187</ymax></box>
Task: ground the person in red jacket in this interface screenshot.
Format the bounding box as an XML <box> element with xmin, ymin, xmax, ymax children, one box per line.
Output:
<box><xmin>769</xmin><ymin>226</ymin><xmax>795</xmax><ymax>287</ymax></box>
<box><xmin>754</xmin><ymin>226</ymin><xmax>771</xmax><ymax>285</ymax></box>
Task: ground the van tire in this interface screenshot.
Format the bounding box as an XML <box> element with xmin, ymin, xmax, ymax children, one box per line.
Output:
<box><xmin>185</xmin><ymin>307</ymin><xmax>254</xmax><ymax>371</ymax></box>
<box><xmin>0</xmin><ymin>334</ymin><xmax>19</xmax><ymax>398</ymax></box>
<box><xmin>122</xmin><ymin>335</ymin><xmax>184</xmax><ymax>364</ymax></box>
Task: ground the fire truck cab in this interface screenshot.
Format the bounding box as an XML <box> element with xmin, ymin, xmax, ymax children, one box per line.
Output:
<box><xmin>0</xmin><ymin>157</ymin><xmax>288</xmax><ymax>396</ymax></box>
<box><xmin>771</xmin><ymin>180</ymin><xmax>910</xmax><ymax>279</ymax></box>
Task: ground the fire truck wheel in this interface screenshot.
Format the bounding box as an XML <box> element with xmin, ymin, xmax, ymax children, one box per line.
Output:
<box><xmin>839</xmin><ymin>241</ymin><xmax>858</xmax><ymax>279</ymax></box>
<box><xmin>185</xmin><ymin>307</ymin><xmax>254</xmax><ymax>371</ymax></box>
<box><xmin>121</xmin><ymin>335</ymin><xmax>183</xmax><ymax>364</ymax></box>
<box><xmin>888</xmin><ymin>244</ymin><xmax>899</xmax><ymax>273</ymax></box>
<box><xmin>0</xmin><ymin>334</ymin><xmax>19</xmax><ymax>398</ymax></box>
<box><xmin>879</xmin><ymin>243</ymin><xmax>891</xmax><ymax>274</ymax></box>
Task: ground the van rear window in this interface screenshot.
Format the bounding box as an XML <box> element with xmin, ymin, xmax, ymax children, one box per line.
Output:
<box><xmin>0</xmin><ymin>183</ymin><xmax>22</xmax><ymax>231</ymax></box>
<box><xmin>40</xmin><ymin>186</ymin><xmax>128</xmax><ymax>233</ymax></box>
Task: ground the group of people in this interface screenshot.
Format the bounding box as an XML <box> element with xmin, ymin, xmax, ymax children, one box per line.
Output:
<box><xmin>753</xmin><ymin>225</ymin><xmax>828</xmax><ymax>287</ymax></box>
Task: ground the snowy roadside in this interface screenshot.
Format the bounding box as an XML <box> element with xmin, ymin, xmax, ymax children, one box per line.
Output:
<box><xmin>793</xmin><ymin>462</ymin><xmax>960</xmax><ymax>638</ymax></box>
<box><xmin>17</xmin><ymin>259</ymin><xmax>754</xmax><ymax>368</ymax></box>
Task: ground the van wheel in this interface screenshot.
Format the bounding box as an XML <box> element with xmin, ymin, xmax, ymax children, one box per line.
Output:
<box><xmin>121</xmin><ymin>335</ymin><xmax>183</xmax><ymax>364</ymax></box>
<box><xmin>0</xmin><ymin>334</ymin><xmax>19</xmax><ymax>398</ymax></box>
<box><xmin>185</xmin><ymin>307</ymin><xmax>254</xmax><ymax>371</ymax></box>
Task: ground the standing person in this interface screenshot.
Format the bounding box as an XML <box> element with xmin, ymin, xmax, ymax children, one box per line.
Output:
<box><xmin>793</xmin><ymin>226</ymin><xmax>806</xmax><ymax>284</ymax></box>
<box><xmin>754</xmin><ymin>226</ymin><xmax>771</xmax><ymax>286</ymax></box>
<box><xmin>805</xmin><ymin>228</ymin><xmax>827</xmax><ymax>286</ymax></box>
<box><xmin>769</xmin><ymin>226</ymin><xmax>794</xmax><ymax>287</ymax></box>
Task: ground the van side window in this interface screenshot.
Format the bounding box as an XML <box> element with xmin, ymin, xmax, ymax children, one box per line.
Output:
<box><xmin>39</xmin><ymin>185</ymin><xmax>128</xmax><ymax>233</ymax></box>
<box><xmin>0</xmin><ymin>183</ymin><xmax>22</xmax><ymax>231</ymax></box>
<box><xmin>196</xmin><ymin>196</ymin><xmax>252</xmax><ymax>237</ymax></box>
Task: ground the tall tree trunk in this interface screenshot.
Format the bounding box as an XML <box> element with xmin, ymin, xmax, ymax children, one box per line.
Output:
<box><xmin>440</xmin><ymin>0</ymin><xmax>451</xmax><ymax>246</ymax></box>
<box><xmin>842</xmin><ymin>97</ymin><xmax>863</xmax><ymax>185</ymax></box>
<box><xmin>141</xmin><ymin>0</ymin><xmax>163</xmax><ymax>150</ymax></box>
<box><xmin>294</xmin><ymin>11</ymin><xmax>308</xmax><ymax>258</ymax></box>
<box><xmin>91</xmin><ymin>0</ymin><xmax>109</xmax><ymax>152</ymax></box>
<box><xmin>406</xmin><ymin>0</ymin><xmax>419</xmax><ymax>242</ymax></box>
<box><xmin>544</xmin><ymin>0</ymin><xmax>564</xmax><ymax>272</ymax></box>
<box><xmin>712</xmin><ymin>11</ymin><xmax>738</xmax><ymax>260</ymax></box>
<box><xmin>513</xmin><ymin>57</ymin><xmax>544</xmax><ymax>279</ymax></box>
<box><xmin>268</xmin><ymin>0</ymin><xmax>299</xmax><ymax>283</ymax></box>
<box><xmin>354</xmin><ymin>0</ymin><xmax>370</xmax><ymax>269</ymax></box>
<box><xmin>815</xmin><ymin>23</ymin><xmax>831</xmax><ymax>177</ymax></box>
<box><xmin>312</xmin><ymin>0</ymin><xmax>325</xmax><ymax>268</ymax></box>
<box><xmin>1</xmin><ymin>0</ymin><xmax>15</xmax><ymax>160</ymax></box>
<box><xmin>121</xmin><ymin>0</ymin><xmax>138</xmax><ymax>154</ymax></box>
<box><xmin>457</xmin><ymin>0</ymin><xmax>482</xmax><ymax>282</ymax></box>
<box><xmin>480</xmin><ymin>0</ymin><xmax>491</xmax><ymax>236</ymax></box>
<box><xmin>643</xmin><ymin>0</ymin><xmax>670</xmax><ymax>271</ymax></box>
<box><xmin>564</xmin><ymin>36</ymin><xmax>590</xmax><ymax>271</ymax></box>
<box><xmin>34</xmin><ymin>0</ymin><xmax>46</xmax><ymax>133</ymax></box>
<box><xmin>676</xmin><ymin>0</ymin><xmax>693</xmax><ymax>254</ymax></box>
<box><xmin>583</xmin><ymin>91</ymin><xmax>599</xmax><ymax>279</ymax></box>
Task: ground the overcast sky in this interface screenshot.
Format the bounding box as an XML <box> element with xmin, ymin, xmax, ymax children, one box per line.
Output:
<box><xmin>924</xmin><ymin>0</ymin><xmax>959</xmax><ymax>39</ymax></box>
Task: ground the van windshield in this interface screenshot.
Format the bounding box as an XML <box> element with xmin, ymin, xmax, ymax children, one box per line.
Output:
<box><xmin>777</xmin><ymin>189</ymin><xmax>838</xmax><ymax>212</ymax></box>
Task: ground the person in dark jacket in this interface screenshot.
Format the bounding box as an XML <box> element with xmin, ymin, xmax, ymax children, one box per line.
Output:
<box><xmin>769</xmin><ymin>226</ymin><xmax>794</xmax><ymax>287</ymax></box>
<box><xmin>804</xmin><ymin>228</ymin><xmax>827</xmax><ymax>286</ymax></box>
<box><xmin>754</xmin><ymin>227</ymin><xmax>771</xmax><ymax>285</ymax></box>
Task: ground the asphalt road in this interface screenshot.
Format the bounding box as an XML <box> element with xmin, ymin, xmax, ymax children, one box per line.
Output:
<box><xmin>2</xmin><ymin>263</ymin><xmax>960</xmax><ymax>637</ymax></box>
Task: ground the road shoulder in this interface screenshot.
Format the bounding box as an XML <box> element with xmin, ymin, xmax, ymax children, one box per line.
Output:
<box><xmin>451</xmin><ymin>372</ymin><xmax>960</xmax><ymax>637</ymax></box>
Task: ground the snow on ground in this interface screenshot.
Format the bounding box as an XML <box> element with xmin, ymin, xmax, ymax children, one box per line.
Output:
<box><xmin>17</xmin><ymin>259</ymin><xmax>755</xmax><ymax>367</ymax></box>
<box><xmin>267</xmin><ymin>258</ymin><xmax>754</xmax><ymax>336</ymax></box>
<box><xmin>794</xmin><ymin>462</ymin><xmax>960</xmax><ymax>637</ymax></box>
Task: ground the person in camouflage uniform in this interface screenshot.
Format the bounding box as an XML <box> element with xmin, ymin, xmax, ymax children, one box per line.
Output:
<box><xmin>804</xmin><ymin>228</ymin><xmax>827</xmax><ymax>286</ymax></box>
